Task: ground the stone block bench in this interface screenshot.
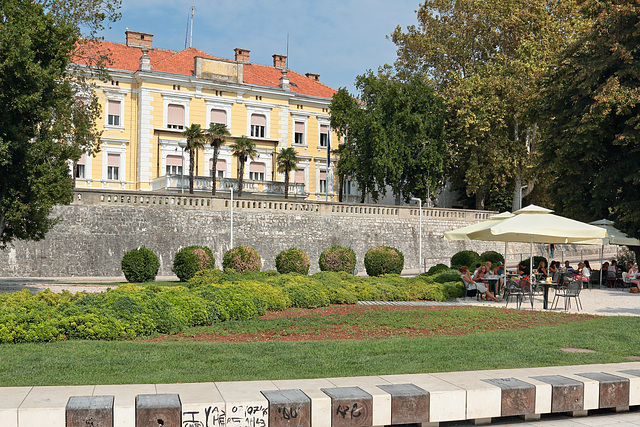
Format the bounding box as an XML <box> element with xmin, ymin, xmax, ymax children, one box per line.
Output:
<box><xmin>3</xmin><ymin>362</ymin><xmax>640</xmax><ymax>427</ymax></box>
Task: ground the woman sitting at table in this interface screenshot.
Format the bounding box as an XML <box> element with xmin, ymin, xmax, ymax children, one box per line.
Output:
<box><xmin>460</xmin><ymin>266</ymin><xmax>501</xmax><ymax>302</ymax></box>
<box><xmin>548</xmin><ymin>261</ymin><xmax>558</xmax><ymax>275</ymax></box>
<box><xmin>627</xmin><ymin>264</ymin><xmax>639</xmax><ymax>291</ymax></box>
<box><xmin>537</xmin><ymin>261</ymin><xmax>548</xmax><ymax>278</ymax></box>
<box><xmin>573</xmin><ymin>262</ymin><xmax>590</xmax><ymax>282</ymax></box>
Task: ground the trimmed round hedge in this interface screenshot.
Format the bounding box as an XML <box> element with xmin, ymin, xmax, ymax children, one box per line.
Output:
<box><xmin>427</xmin><ymin>263</ymin><xmax>449</xmax><ymax>275</ymax></box>
<box><xmin>173</xmin><ymin>246</ymin><xmax>216</xmax><ymax>282</ymax></box>
<box><xmin>318</xmin><ymin>245</ymin><xmax>357</xmax><ymax>273</ymax></box>
<box><xmin>121</xmin><ymin>246</ymin><xmax>160</xmax><ymax>283</ymax></box>
<box><xmin>450</xmin><ymin>250</ymin><xmax>480</xmax><ymax>269</ymax></box>
<box><xmin>480</xmin><ymin>250</ymin><xmax>504</xmax><ymax>265</ymax></box>
<box><xmin>222</xmin><ymin>245</ymin><xmax>261</xmax><ymax>273</ymax></box>
<box><xmin>364</xmin><ymin>246</ymin><xmax>404</xmax><ymax>276</ymax></box>
<box><xmin>275</xmin><ymin>248</ymin><xmax>310</xmax><ymax>275</ymax></box>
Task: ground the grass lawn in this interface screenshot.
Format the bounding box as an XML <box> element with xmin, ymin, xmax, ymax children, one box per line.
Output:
<box><xmin>0</xmin><ymin>306</ymin><xmax>638</xmax><ymax>387</ymax></box>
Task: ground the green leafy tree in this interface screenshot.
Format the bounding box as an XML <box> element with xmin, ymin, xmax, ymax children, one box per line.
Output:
<box><xmin>182</xmin><ymin>124</ymin><xmax>205</xmax><ymax>194</ymax></box>
<box><xmin>0</xmin><ymin>0</ymin><xmax>118</xmax><ymax>247</ymax></box>
<box><xmin>537</xmin><ymin>1</ymin><xmax>640</xmax><ymax>238</ymax></box>
<box><xmin>205</xmin><ymin>123</ymin><xmax>230</xmax><ymax>196</ymax></box>
<box><xmin>230</xmin><ymin>136</ymin><xmax>258</xmax><ymax>197</ymax></box>
<box><xmin>390</xmin><ymin>0</ymin><xmax>587</xmax><ymax>209</ymax></box>
<box><xmin>330</xmin><ymin>72</ymin><xmax>447</xmax><ymax>204</ymax></box>
<box><xmin>276</xmin><ymin>147</ymin><xmax>299</xmax><ymax>199</ymax></box>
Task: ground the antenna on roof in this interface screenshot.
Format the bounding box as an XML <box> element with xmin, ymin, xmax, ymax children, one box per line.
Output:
<box><xmin>184</xmin><ymin>12</ymin><xmax>189</xmax><ymax>49</ymax></box>
<box><xmin>286</xmin><ymin>33</ymin><xmax>289</xmax><ymax>70</ymax></box>
<box><xmin>184</xmin><ymin>2</ymin><xmax>195</xmax><ymax>49</ymax></box>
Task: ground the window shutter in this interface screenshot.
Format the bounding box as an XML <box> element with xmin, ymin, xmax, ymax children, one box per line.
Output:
<box><xmin>295</xmin><ymin>169</ymin><xmax>304</xmax><ymax>183</ymax></box>
<box><xmin>77</xmin><ymin>153</ymin><xmax>86</xmax><ymax>165</ymax></box>
<box><xmin>251</xmin><ymin>114</ymin><xmax>266</xmax><ymax>126</ymax></box>
<box><xmin>167</xmin><ymin>104</ymin><xmax>185</xmax><ymax>126</ymax></box>
<box><xmin>249</xmin><ymin>162</ymin><xmax>265</xmax><ymax>173</ymax></box>
<box><xmin>295</xmin><ymin>122</ymin><xmax>304</xmax><ymax>133</ymax></box>
<box><xmin>108</xmin><ymin>100</ymin><xmax>120</xmax><ymax>115</ymax></box>
<box><xmin>210</xmin><ymin>109</ymin><xmax>227</xmax><ymax>124</ymax></box>
<box><xmin>107</xmin><ymin>153</ymin><xmax>120</xmax><ymax>167</ymax></box>
<box><xmin>217</xmin><ymin>159</ymin><xmax>226</xmax><ymax>170</ymax></box>
<box><xmin>319</xmin><ymin>170</ymin><xmax>326</xmax><ymax>180</ymax></box>
<box><xmin>320</xmin><ymin>124</ymin><xmax>328</xmax><ymax>135</ymax></box>
<box><xmin>166</xmin><ymin>155</ymin><xmax>182</xmax><ymax>166</ymax></box>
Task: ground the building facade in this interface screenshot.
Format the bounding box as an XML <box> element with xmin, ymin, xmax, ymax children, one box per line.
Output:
<box><xmin>72</xmin><ymin>30</ymin><xmax>345</xmax><ymax>200</ymax></box>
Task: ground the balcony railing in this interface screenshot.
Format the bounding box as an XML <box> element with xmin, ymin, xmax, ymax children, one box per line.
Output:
<box><xmin>149</xmin><ymin>175</ymin><xmax>307</xmax><ymax>198</ymax></box>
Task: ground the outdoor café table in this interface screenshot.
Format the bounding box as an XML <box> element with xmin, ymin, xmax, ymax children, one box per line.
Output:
<box><xmin>538</xmin><ymin>280</ymin><xmax>556</xmax><ymax>310</ymax></box>
<box><xmin>485</xmin><ymin>275</ymin><xmax>501</xmax><ymax>295</ymax></box>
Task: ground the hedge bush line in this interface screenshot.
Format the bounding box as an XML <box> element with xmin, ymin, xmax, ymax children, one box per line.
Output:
<box><xmin>0</xmin><ymin>269</ymin><xmax>464</xmax><ymax>343</ymax></box>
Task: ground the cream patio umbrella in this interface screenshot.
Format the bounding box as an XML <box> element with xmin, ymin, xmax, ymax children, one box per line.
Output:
<box><xmin>465</xmin><ymin>205</ymin><xmax>607</xmax><ymax>284</ymax></box>
<box><xmin>587</xmin><ymin>219</ymin><xmax>640</xmax><ymax>287</ymax></box>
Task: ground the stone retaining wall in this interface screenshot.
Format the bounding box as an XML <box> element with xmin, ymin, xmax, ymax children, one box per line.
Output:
<box><xmin>0</xmin><ymin>189</ymin><xmax>608</xmax><ymax>277</ymax></box>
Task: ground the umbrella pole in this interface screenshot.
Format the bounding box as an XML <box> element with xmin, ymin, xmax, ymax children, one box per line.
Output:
<box><xmin>599</xmin><ymin>244</ymin><xmax>603</xmax><ymax>288</ymax></box>
<box><xmin>530</xmin><ymin>236</ymin><xmax>534</xmax><ymax>282</ymax></box>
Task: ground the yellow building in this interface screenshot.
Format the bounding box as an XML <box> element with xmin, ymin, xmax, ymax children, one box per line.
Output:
<box><xmin>72</xmin><ymin>30</ymin><xmax>340</xmax><ymax>200</ymax></box>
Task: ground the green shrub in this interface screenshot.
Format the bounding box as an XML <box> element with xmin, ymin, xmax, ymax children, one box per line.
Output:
<box><xmin>442</xmin><ymin>281</ymin><xmax>465</xmax><ymax>299</ymax></box>
<box><xmin>521</xmin><ymin>256</ymin><xmax>548</xmax><ymax>272</ymax></box>
<box><xmin>197</xmin><ymin>285</ymin><xmax>260</xmax><ymax>321</ymax></box>
<box><xmin>283</xmin><ymin>282</ymin><xmax>330</xmax><ymax>308</ymax></box>
<box><xmin>480</xmin><ymin>251</ymin><xmax>504</xmax><ymax>265</ymax></box>
<box><xmin>121</xmin><ymin>246</ymin><xmax>160</xmax><ymax>283</ymax></box>
<box><xmin>364</xmin><ymin>246</ymin><xmax>404</xmax><ymax>276</ymax></box>
<box><xmin>222</xmin><ymin>246</ymin><xmax>261</xmax><ymax>273</ymax></box>
<box><xmin>432</xmin><ymin>269</ymin><xmax>463</xmax><ymax>284</ymax></box>
<box><xmin>275</xmin><ymin>248</ymin><xmax>311</xmax><ymax>275</ymax></box>
<box><xmin>450</xmin><ymin>250</ymin><xmax>480</xmax><ymax>269</ymax></box>
<box><xmin>426</xmin><ymin>263</ymin><xmax>449</xmax><ymax>275</ymax></box>
<box><xmin>318</xmin><ymin>245</ymin><xmax>356</xmax><ymax>273</ymax></box>
<box><xmin>172</xmin><ymin>246</ymin><xmax>215</xmax><ymax>282</ymax></box>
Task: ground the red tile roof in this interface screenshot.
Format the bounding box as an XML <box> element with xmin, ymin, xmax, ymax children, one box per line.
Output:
<box><xmin>73</xmin><ymin>40</ymin><xmax>337</xmax><ymax>99</ymax></box>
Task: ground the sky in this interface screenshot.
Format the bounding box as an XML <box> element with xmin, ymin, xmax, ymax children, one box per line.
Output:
<box><xmin>98</xmin><ymin>0</ymin><xmax>422</xmax><ymax>94</ymax></box>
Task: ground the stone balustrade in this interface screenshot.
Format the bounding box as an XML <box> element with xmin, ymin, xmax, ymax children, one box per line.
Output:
<box><xmin>3</xmin><ymin>362</ymin><xmax>640</xmax><ymax>427</ymax></box>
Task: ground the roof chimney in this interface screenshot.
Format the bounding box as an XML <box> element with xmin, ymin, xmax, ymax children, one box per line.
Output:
<box><xmin>139</xmin><ymin>48</ymin><xmax>151</xmax><ymax>71</ymax></box>
<box><xmin>280</xmin><ymin>69</ymin><xmax>290</xmax><ymax>91</ymax></box>
<box><xmin>234</xmin><ymin>48</ymin><xmax>250</xmax><ymax>63</ymax></box>
<box><xmin>125</xmin><ymin>30</ymin><xmax>153</xmax><ymax>48</ymax></box>
<box><xmin>272</xmin><ymin>54</ymin><xmax>287</xmax><ymax>69</ymax></box>
<box><xmin>305</xmin><ymin>73</ymin><xmax>320</xmax><ymax>82</ymax></box>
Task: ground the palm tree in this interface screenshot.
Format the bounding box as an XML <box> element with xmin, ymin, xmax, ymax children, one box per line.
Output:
<box><xmin>182</xmin><ymin>123</ymin><xmax>205</xmax><ymax>194</ymax></box>
<box><xmin>276</xmin><ymin>147</ymin><xmax>299</xmax><ymax>199</ymax></box>
<box><xmin>204</xmin><ymin>123</ymin><xmax>231</xmax><ymax>196</ymax></box>
<box><xmin>230</xmin><ymin>136</ymin><xmax>258</xmax><ymax>196</ymax></box>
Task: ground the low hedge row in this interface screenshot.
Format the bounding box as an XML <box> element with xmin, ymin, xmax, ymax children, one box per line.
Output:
<box><xmin>0</xmin><ymin>269</ymin><xmax>464</xmax><ymax>343</ymax></box>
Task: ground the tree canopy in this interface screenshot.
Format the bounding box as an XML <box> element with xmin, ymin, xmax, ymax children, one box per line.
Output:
<box><xmin>330</xmin><ymin>72</ymin><xmax>446</xmax><ymax>204</ymax></box>
<box><xmin>390</xmin><ymin>0</ymin><xmax>587</xmax><ymax>210</ymax></box>
<box><xmin>537</xmin><ymin>1</ymin><xmax>640</xmax><ymax>239</ymax></box>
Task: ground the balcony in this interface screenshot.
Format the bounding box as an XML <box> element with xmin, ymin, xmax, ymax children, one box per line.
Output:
<box><xmin>149</xmin><ymin>175</ymin><xmax>308</xmax><ymax>199</ymax></box>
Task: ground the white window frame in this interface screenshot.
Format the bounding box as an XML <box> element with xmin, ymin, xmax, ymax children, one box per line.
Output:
<box><xmin>291</xmin><ymin>114</ymin><xmax>308</xmax><ymax>147</ymax></box>
<box><xmin>318</xmin><ymin>119</ymin><xmax>330</xmax><ymax>148</ymax></box>
<box><xmin>104</xmin><ymin>93</ymin><xmax>125</xmax><ymax>130</ymax></box>
<box><xmin>101</xmin><ymin>139</ymin><xmax>127</xmax><ymax>186</ymax></box>
<box><xmin>206</xmin><ymin>100</ymin><xmax>232</xmax><ymax>129</ymax></box>
<box><xmin>246</xmin><ymin>106</ymin><xmax>271</xmax><ymax>139</ymax></box>
<box><xmin>163</xmin><ymin>94</ymin><xmax>190</xmax><ymax>131</ymax></box>
<box><xmin>160</xmin><ymin>138</ymin><xmax>188</xmax><ymax>179</ymax></box>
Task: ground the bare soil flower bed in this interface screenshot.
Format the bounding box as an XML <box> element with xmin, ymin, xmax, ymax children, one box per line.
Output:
<box><xmin>146</xmin><ymin>305</ymin><xmax>597</xmax><ymax>343</ymax></box>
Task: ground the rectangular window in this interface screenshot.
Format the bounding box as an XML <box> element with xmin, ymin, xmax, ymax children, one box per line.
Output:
<box><xmin>250</xmin><ymin>114</ymin><xmax>266</xmax><ymax>138</ymax></box>
<box><xmin>210</xmin><ymin>159</ymin><xmax>226</xmax><ymax>178</ymax></box>
<box><xmin>166</xmin><ymin>155</ymin><xmax>183</xmax><ymax>175</ymax></box>
<box><xmin>249</xmin><ymin>162</ymin><xmax>265</xmax><ymax>181</ymax></box>
<box><xmin>107</xmin><ymin>153</ymin><xmax>120</xmax><ymax>180</ymax></box>
<box><xmin>320</xmin><ymin>124</ymin><xmax>329</xmax><ymax>147</ymax></box>
<box><xmin>76</xmin><ymin>153</ymin><xmax>86</xmax><ymax>178</ymax></box>
<box><xmin>167</xmin><ymin>104</ymin><xmax>185</xmax><ymax>130</ymax></box>
<box><xmin>319</xmin><ymin>170</ymin><xmax>327</xmax><ymax>193</ymax></box>
<box><xmin>294</xmin><ymin>169</ymin><xmax>304</xmax><ymax>184</ymax></box>
<box><xmin>210</xmin><ymin>109</ymin><xmax>227</xmax><ymax>125</ymax></box>
<box><xmin>107</xmin><ymin>100</ymin><xmax>121</xmax><ymax>126</ymax></box>
<box><xmin>294</xmin><ymin>121</ymin><xmax>304</xmax><ymax>144</ymax></box>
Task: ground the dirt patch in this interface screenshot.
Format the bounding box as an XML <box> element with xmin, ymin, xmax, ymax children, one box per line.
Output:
<box><xmin>561</xmin><ymin>348</ymin><xmax>597</xmax><ymax>353</ymax></box>
<box><xmin>144</xmin><ymin>305</ymin><xmax>597</xmax><ymax>343</ymax></box>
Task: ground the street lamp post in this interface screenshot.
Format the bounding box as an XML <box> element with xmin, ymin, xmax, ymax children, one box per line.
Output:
<box><xmin>230</xmin><ymin>187</ymin><xmax>234</xmax><ymax>248</ymax></box>
<box><xmin>411</xmin><ymin>197</ymin><xmax>422</xmax><ymax>274</ymax></box>
<box><xmin>178</xmin><ymin>140</ymin><xmax>187</xmax><ymax>194</ymax></box>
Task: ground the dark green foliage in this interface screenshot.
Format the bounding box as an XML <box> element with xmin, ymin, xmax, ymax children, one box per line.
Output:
<box><xmin>450</xmin><ymin>250</ymin><xmax>480</xmax><ymax>269</ymax></box>
<box><xmin>275</xmin><ymin>248</ymin><xmax>310</xmax><ymax>275</ymax></box>
<box><xmin>318</xmin><ymin>245</ymin><xmax>357</xmax><ymax>273</ymax></box>
<box><xmin>364</xmin><ymin>246</ymin><xmax>405</xmax><ymax>276</ymax></box>
<box><xmin>426</xmin><ymin>263</ymin><xmax>449</xmax><ymax>275</ymax></box>
<box><xmin>480</xmin><ymin>251</ymin><xmax>504</xmax><ymax>265</ymax></box>
<box><xmin>521</xmin><ymin>257</ymin><xmax>548</xmax><ymax>272</ymax></box>
<box><xmin>172</xmin><ymin>246</ymin><xmax>215</xmax><ymax>282</ymax></box>
<box><xmin>222</xmin><ymin>245</ymin><xmax>261</xmax><ymax>273</ymax></box>
<box><xmin>121</xmin><ymin>246</ymin><xmax>160</xmax><ymax>283</ymax></box>
<box><xmin>432</xmin><ymin>269</ymin><xmax>463</xmax><ymax>284</ymax></box>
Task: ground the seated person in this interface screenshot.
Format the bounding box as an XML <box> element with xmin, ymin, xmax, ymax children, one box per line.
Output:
<box><xmin>473</xmin><ymin>264</ymin><xmax>490</xmax><ymax>284</ymax></box>
<box><xmin>460</xmin><ymin>266</ymin><xmax>501</xmax><ymax>302</ymax></box>
<box><xmin>607</xmin><ymin>260</ymin><xmax>618</xmax><ymax>287</ymax></box>
<box><xmin>627</xmin><ymin>264</ymin><xmax>639</xmax><ymax>289</ymax></box>
<box><xmin>484</xmin><ymin>261</ymin><xmax>492</xmax><ymax>275</ymax></box>
<box><xmin>537</xmin><ymin>261</ymin><xmax>548</xmax><ymax>278</ymax></box>
<box><xmin>548</xmin><ymin>261</ymin><xmax>558</xmax><ymax>275</ymax></box>
<box><xmin>563</xmin><ymin>260</ymin><xmax>575</xmax><ymax>273</ymax></box>
<box><xmin>517</xmin><ymin>262</ymin><xmax>530</xmax><ymax>276</ymax></box>
<box><xmin>493</xmin><ymin>261</ymin><xmax>504</xmax><ymax>276</ymax></box>
<box><xmin>573</xmin><ymin>262</ymin><xmax>590</xmax><ymax>282</ymax></box>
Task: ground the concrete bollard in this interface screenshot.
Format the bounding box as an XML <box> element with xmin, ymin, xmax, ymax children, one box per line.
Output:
<box><xmin>135</xmin><ymin>394</ymin><xmax>181</xmax><ymax>427</ymax></box>
<box><xmin>321</xmin><ymin>387</ymin><xmax>372</xmax><ymax>427</ymax></box>
<box><xmin>262</xmin><ymin>389</ymin><xmax>311</xmax><ymax>427</ymax></box>
<box><xmin>66</xmin><ymin>395</ymin><xmax>114</xmax><ymax>427</ymax></box>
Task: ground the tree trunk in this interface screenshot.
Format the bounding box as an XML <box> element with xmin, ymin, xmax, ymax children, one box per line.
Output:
<box><xmin>475</xmin><ymin>189</ymin><xmax>485</xmax><ymax>210</ymax></box>
<box><xmin>238</xmin><ymin>159</ymin><xmax>245</xmax><ymax>197</ymax></box>
<box><xmin>72</xmin><ymin>161</ymin><xmax>77</xmax><ymax>187</ymax></box>
<box><xmin>284</xmin><ymin>169</ymin><xmax>289</xmax><ymax>199</ymax></box>
<box><xmin>338</xmin><ymin>175</ymin><xmax>343</xmax><ymax>202</ymax></box>
<box><xmin>211</xmin><ymin>146</ymin><xmax>219</xmax><ymax>196</ymax></box>
<box><xmin>189</xmin><ymin>147</ymin><xmax>195</xmax><ymax>194</ymax></box>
